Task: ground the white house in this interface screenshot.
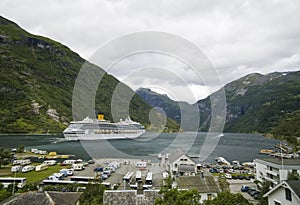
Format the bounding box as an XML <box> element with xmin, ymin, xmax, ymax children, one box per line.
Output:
<box><xmin>255</xmin><ymin>158</ymin><xmax>300</xmax><ymax>187</ymax></box>
<box><xmin>167</xmin><ymin>149</ymin><xmax>197</xmax><ymax>176</ymax></box>
<box><xmin>263</xmin><ymin>180</ymin><xmax>300</xmax><ymax>205</ymax></box>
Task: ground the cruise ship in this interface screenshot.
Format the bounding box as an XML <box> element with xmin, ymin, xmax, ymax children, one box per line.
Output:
<box><xmin>63</xmin><ymin>114</ymin><xmax>145</xmax><ymax>141</ymax></box>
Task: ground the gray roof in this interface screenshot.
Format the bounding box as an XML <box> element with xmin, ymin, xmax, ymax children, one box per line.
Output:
<box><xmin>256</xmin><ymin>158</ymin><xmax>300</xmax><ymax>171</ymax></box>
<box><xmin>264</xmin><ymin>180</ymin><xmax>300</xmax><ymax>200</ymax></box>
<box><xmin>178</xmin><ymin>165</ymin><xmax>195</xmax><ymax>172</ymax></box>
<box><xmin>2</xmin><ymin>191</ymin><xmax>82</xmax><ymax>205</ymax></box>
<box><xmin>287</xmin><ymin>180</ymin><xmax>300</xmax><ymax>199</ymax></box>
<box><xmin>168</xmin><ymin>149</ymin><xmax>195</xmax><ymax>164</ymax></box>
<box><xmin>176</xmin><ymin>176</ymin><xmax>220</xmax><ymax>193</ymax></box>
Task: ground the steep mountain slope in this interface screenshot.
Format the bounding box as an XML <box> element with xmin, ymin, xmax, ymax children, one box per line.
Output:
<box><xmin>0</xmin><ymin>16</ymin><xmax>178</xmax><ymax>133</ymax></box>
<box><xmin>137</xmin><ymin>71</ymin><xmax>300</xmax><ymax>136</ymax></box>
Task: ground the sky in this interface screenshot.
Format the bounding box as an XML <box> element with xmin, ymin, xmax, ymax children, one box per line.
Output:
<box><xmin>1</xmin><ymin>0</ymin><xmax>300</xmax><ymax>103</ymax></box>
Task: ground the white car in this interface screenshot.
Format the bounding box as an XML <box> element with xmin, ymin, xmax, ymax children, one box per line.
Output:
<box><xmin>225</xmin><ymin>173</ymin><xmax>232</xmax><ymax>179</ymax></box>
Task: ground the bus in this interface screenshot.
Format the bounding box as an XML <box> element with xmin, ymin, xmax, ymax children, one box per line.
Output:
<box><xmin>145</xmin><ymin>172</ymin><xmax>153</xmax><ymax>185</ymax></box>
<box><xmin>0</xmin><ymin>177</ymin><xmax>26</xmax><ymax>188</ymax></box>
<box><xmin>135</xmin><ymin>171</ymin><xmax>142</xmax><ymax>181</ymax></box>
<box><xmin>123</xmin><ymin>172</ymin><xmax>133</xmax><ymax>182</ymax></box>
<box><xmin>70</xmin><ymin>176</ymin><xmax>95</xmax><ymax>182</ymax></box>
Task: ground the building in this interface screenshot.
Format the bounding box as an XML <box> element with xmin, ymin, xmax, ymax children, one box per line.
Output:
<box><xmin>167</xmin><ymin>149</ymin><xmax>197</xmax><ymax>176</ymax></box>
<box><xmin>176</xmin><ymin>176</ymin><xmax>220</xmax><ymax>203</ymax></box>
<box><xmin>2</xmin><ymin>191</ymin><xmax>82</xmax><ymax>205</ymax></box>
<box><xmin>103</xmin><ymin>190</ymin><xmax>160</xmax><ymax>205</ymax></box>
<box><xmin>255</xmin><ymin>158</ymin><xmax>300</xmax><ymax>187</ymax></box>
<box><xmin>263</xmin><ymin>180</ymin><xmax>300</xmax><ymax>205</ymax></box>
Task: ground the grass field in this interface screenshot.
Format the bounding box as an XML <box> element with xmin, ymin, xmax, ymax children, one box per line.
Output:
<box><xmin>0</xmin><ymin>164</ymin><xmax>70</xmax><ymax>183</ymax></box>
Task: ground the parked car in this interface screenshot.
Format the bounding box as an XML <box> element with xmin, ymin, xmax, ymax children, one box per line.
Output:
<box><xmin>225</xmin><ymin>173</ymin><xmax>232</xmax><ymax>179</ymax></box>
<box><xmin>241</xmin><ymin>185</ymin><xmax>250</xmax><ymax>192</ymax></box>
<box><xmin>94</xmin><ymin>167</ymin><xmax>103</xmax><ymax>172</ymax></box>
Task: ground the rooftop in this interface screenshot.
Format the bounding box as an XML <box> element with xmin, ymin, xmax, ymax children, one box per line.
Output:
<box><xmin>2</xmin><ymin>191</ymin><xmax>82</xmax><ymax>205</ymax></box>
<box><xmin>176</xmin><ymin>176</ymin><xmax>220</xmax><ymax>193</ymax></box>
<box><xmin>287</xmin><ymin>180</ymin><xmax>300</xmax><ymax>199</ymax></box>
<box><xmin>257</xmin><ymin>158</ymin><xmax>300</xmax><ymax>166</ymax></box>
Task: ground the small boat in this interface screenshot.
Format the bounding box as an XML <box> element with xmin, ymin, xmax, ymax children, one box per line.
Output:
<box><xmin>259</xmin><ymin>149</ymin><xmax>274</xmax><ymax>154</ymax></box>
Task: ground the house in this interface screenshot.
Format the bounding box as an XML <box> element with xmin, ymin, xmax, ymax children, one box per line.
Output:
<box><xmin>176</xmin><ymin>175</ymin><xmax>220</xmax><ymax>203</ymax></box>
<box><xmin>103</xmin><ymin>190</ymin><xmax>160</xmax><ymax>205</ymax></box>
<box><xmin>2</xmin><ymin>191</ymin><xmax>82</xmax><ymax>205</ymax></box>
<box><xmin>167</xmin><ymin>149</ymin><xmax>197</xmax><ymax>176</ymax></box>
<box><xmin>255</xmin><ymin>158</ymin><xmax>300</xmax><ymax>187</ymax></box>
<box><xmin>263</xmin><ymin>180</ymin><xmax>300</xmax><ymax>205</ymax></box>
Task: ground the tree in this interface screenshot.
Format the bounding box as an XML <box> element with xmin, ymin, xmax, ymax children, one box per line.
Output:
<box><xmin>0</xmin><ymin>147</ymin><xmax>12</xmax><ymax>169</ymax></box>
<box><xmin>218</xmin><ymin>176</ymin><xmax>229</xmax><ymax>192</ymax></box>
<box><xmin>79</xmin><ymin>184</ymin><xmax>106</xmax><ymax>205</ymax></box>
<box><xmin>155</xmin><ymin>188</ymin><xmax>201</xmax><ymax>205</ymax></box>
<box><xmin>203</xmin><ymin>191</ymin><xmax>252</xmax><ymax>205</ymax></box>
<box><xmin>16</xmin><ymin>145</ymin><xmax>25</xmax><ymax>153</ymax></box>
<box><xmin>256</xmin><ymin>178</ymin><xmax>271</xmax><ymax>205</ymax></box>
<box><xmin>288</xmin><ymin>170</ymin><xmax>300</xmax><ymax>180</ymax></box>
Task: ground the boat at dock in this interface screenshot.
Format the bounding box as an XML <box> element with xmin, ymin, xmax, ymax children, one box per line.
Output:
<box><xmin>259</xmin><ymin>149</ymin><xmax>274</xmax><ymax>154</ymax></box>
<box><xmin>63</xmin><ymin>114</ymin><xmax>145</xmax><ymax>141</ymax></box>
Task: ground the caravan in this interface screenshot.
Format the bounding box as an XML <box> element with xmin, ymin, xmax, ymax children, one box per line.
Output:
<box><xmin>22</xmin><ymin>165</ymin><xmax>35</xmax><ymax>173</ymax></box>
<box><xmin>43</xmin><ymin>160</ymin><xmax>57</xmax><ymax>166</ymax></box>
<box><xmin>11</xmin><ymin>166</ymin><xmax>21</xmax><ymax>173</ymax></box>
<box><xmin>35</xmin><ymin>164</ymin><xmax>48</xmax><ymax>171</ymax></box>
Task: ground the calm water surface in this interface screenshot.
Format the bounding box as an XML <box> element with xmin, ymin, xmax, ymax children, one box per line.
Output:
<box><xmin>0</xmin><ymin>132</ymin><xmax>279</xmax><ymax>163</ymax></box>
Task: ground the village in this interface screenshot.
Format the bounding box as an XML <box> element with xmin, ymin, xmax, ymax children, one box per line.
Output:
<box><xmin>1</xmin><ymin>146</ymin><xmax>300</xmax><ymax>205</ymax></box>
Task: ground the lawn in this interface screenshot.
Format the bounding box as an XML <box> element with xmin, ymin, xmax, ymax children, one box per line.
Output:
<box><xmin>0</xmin><ymin>164</ymin><xmax>69</xmax><ymax>183</ymax></box>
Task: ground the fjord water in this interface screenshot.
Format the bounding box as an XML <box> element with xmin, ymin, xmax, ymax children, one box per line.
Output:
<box><xmin>0</xmin><ymin>132</ymin><xmax>279</xmax><ymax>163</ymax></box>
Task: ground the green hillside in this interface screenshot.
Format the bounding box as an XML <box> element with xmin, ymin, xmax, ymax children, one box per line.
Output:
<box><xmin>137</xmin><ymin>71</ymin><xmax>300</xmax><ymax>138</ymax></box>
<box><xmin>0</xmin><ymin>16</ymin><xmax>178</xmax><ymax>133</ymax></box>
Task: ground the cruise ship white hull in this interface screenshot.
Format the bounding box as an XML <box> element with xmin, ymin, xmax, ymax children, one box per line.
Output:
<box><xmin>64</xmin><ymin>131</ymin><xmax>145</xmax><ymax>141</ymax></box>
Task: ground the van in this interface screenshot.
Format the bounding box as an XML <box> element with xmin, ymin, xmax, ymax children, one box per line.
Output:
<box><xmin>103</xmin><ymin>170</ymin><xmax>111</xmax><ymax>176</ymax></box>
<box><xmin>11</xmin><ymin>165</ymin><xmax>21</xmax><ymax>173</ymax></box>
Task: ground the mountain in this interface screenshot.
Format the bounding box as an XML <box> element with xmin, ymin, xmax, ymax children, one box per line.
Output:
<box><xmin>137</xmin><ymin>71</ymin><xmax>300</xmax><ymax>137</ymax></box>
<box><xmin>0</xmin><ymin>16</ymin><xmax>179</xmax><ymax>134</ymax></box>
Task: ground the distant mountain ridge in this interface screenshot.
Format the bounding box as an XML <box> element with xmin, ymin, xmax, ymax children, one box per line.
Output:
<box><xmin>137</xmin><ymin>71</ymin><xmax>300</xmax><ymax>136</ymax></box>
<box><xmin>0</xmin><ymin>16</ymin><xmax>179</xmax><ymax>133</ymax></box>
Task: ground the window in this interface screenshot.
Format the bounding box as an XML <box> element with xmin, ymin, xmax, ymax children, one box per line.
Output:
<box><xmin>285</xmin><ymin>188</ymin><xmax>292</xmax><ymax>201</ymax></box>
<box><xmin>274</xmin><ymin>201</ymin><xmax>281</xmax><ymax>205</ymax></box>
<box><xmin>207</xmin><ymin>194</ymin><xmax>212</xmax><ymax>200</ymax></box>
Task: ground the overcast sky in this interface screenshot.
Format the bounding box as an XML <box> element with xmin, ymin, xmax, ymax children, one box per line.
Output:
<box><xmin>1</xmin><ymin>0</ymin><xmax>300</xmax><ymax>103</ymax></box>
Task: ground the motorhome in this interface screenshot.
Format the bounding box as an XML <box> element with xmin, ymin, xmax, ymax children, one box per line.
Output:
<box><xmin>135</xmin><ymin>161</ymin><xmax>147</xmax><ymax>168</ymax></box>
<box><xmin>72</xmin><ymin>163</ymin><xmax>84</xmax><ymax>171</ymax></box>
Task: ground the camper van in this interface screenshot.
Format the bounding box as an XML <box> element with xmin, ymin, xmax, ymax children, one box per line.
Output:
<box><xmin>72</xmin><ymin>163</ymin><xmax>84</xmax><ymax>171</ymax></box>
<box><xmin>135</xmin><ymin>161</ymin><xmax>147</xmax><ymax>168</ymax></box>
<box><xmin>11</xmin><ymin>165</ymin><xmax>21</xmax><ymax>173</ymax></box>
<box><xmin>35</xmin><ymin>164</ymin><xmax>48</xmax><ymax>171</ymax></box>
<box><xmin>48</xmin><ymin>173</ymin><xmax>64</xmax><ymax>180</ymax></box>
<box><xmin>60</xmin><ymin>169</ymin><xmax>74</xmax><ymax>176</ymax></box>
<box><xmin>22</xmin><ymin>165</ymin><xmax>35</xmax><ymax>173</ymax></box>
<box><xmin>61</xmin><ymin>160</ymin><xmax>76</xmax><ymax>166</ymax></box>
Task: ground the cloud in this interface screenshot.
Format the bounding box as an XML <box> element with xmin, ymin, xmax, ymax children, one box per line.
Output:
<box><xmin>1</xmin><ymin>0</ymin><xmax>300</xmax><ymax>103</ymax></box>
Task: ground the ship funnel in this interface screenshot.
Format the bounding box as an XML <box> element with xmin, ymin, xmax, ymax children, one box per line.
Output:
<box><xmin>98</xmin><ymin>114</ymin><xmax>104</xmax><ymax>121</ymax></box>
